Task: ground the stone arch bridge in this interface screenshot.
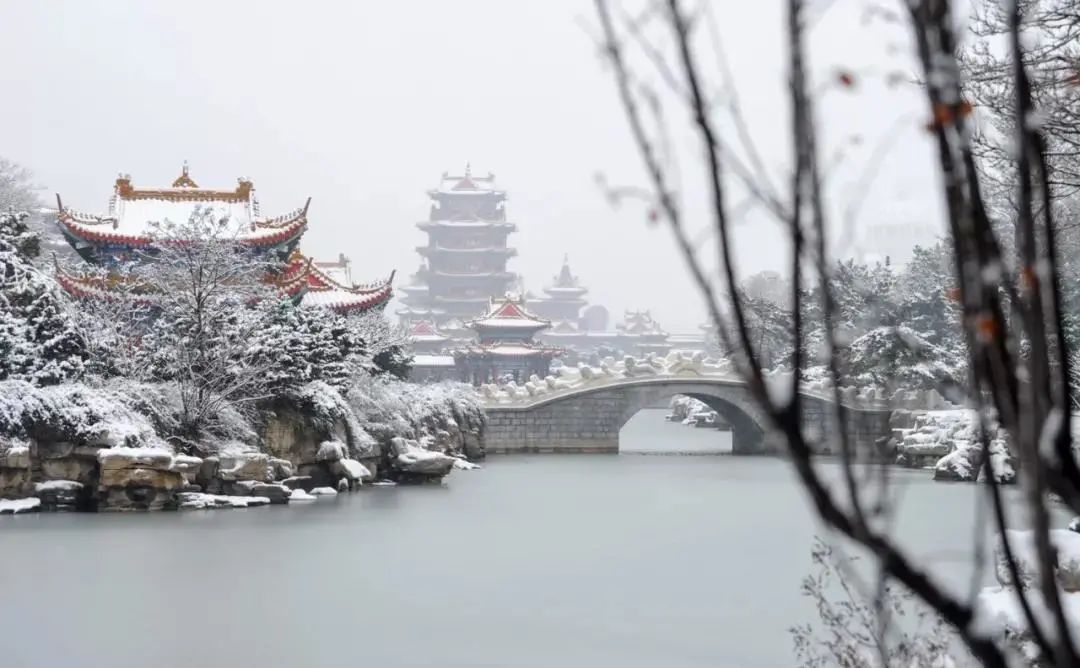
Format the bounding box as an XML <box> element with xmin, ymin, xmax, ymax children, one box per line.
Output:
<box><xmin>479</xmin><ymin>355</ymin><xmax>950</xmax><ymax>455</ymax></box>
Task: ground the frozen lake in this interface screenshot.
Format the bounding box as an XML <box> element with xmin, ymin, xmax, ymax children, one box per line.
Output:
<box><xmin>0</xmin><ymin>410</ymin><xmax>1024</xmax><ymax>667</ymax></box>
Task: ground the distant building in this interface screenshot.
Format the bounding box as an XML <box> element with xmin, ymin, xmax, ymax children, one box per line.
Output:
<box><xmin>453</xmin><ymin>295</ymin><xmax>560</xmax><ymax>385</ymax></box>
<box><xmin>529</xmin><ymin>255</ymin><xmax>588</xmax><ymax>324</ymax></box>
<box><xmin>398</xmin><ymin>165</ymin><xmax>518</xmax><ymax>337</ymax></box>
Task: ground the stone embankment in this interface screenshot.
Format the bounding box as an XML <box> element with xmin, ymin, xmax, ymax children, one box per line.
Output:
<box><xmin>0</xmin><ymin>405</ymin><xmax>485</xmax><ymax>514</ymax></box>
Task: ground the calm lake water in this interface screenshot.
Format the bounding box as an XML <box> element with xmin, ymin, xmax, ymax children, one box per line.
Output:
<box><xmin>0</xmin><ymin>410</ymin><xmax>1024</xmax><ymax>667</ymax></box>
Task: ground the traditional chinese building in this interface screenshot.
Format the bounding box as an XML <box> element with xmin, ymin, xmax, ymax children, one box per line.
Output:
<box><xmin>529</xmin><ymin>255</ymin><xmax>588</xmax><ymax>325</ymax></box>
<box><xmin>538</xmin><ymin>309</ymin><xmax>674</xmax><ymax>359</ymax></box>
<box><xmin>398</xmin><ymin>165</ymin><xmax>518</xmax><ymax>334</ymax></box>
<box><xmin>54</xmin><ymin>165</ymin><xmax>393</xmax><ymax>315</ymax></box>
<box><xmin>453</xmin><ymin>295</ymin><xmax>560</xmax><ymax>385</ymax></box>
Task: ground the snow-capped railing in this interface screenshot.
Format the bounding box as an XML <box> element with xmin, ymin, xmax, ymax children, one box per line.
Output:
<box><xmin>478</xmin><ymin>351</ymin><xmax>957</xmax><ymax>411</ymax></box>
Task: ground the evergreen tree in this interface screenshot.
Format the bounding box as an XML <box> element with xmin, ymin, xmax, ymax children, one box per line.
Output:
<box><xmin>0</xmin><ymin>211</ymin><xmax>86</xmax><ymax>385</ymax></box>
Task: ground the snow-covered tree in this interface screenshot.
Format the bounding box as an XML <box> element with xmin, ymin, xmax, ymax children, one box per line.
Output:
<box><xmin>0</xmin><ymin>211</ymin><xmax>87</xmax><ymax>385</ymax></box>
<box><xmin>106</xmin><ymin>209</ymin><xmax>285</xmax><ymax>448</ymax></box>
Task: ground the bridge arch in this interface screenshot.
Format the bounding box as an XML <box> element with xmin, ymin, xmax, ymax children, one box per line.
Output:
<box><xmin>482</xmin><ymin>375</ymin><xmax>893</xmax><ymax>456</ymax></box>
<box><xmin>484</xmin><ymin>378</ymin><xmax>781</xmax><ymax>455</ymax></box>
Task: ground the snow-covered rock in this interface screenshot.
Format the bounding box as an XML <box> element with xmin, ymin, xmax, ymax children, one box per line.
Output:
<box><xmin>175</xmin><ymin>492</ymin><xmax>271</xmax><ymax>510</ymax></box>
<box><xmin>0</xmin><ymin>497</ymin><xmax>40</xmax><ymax>515</ymax></box>
<box><xmin>310</xmin><ymin>487</ymin><xmax>338</xmax><ymax>496</ymax></box>
<box><xmin>389</xmin><ymin>437</ymin><xmax>455</xmax><ymax>481</ymax></box>
<box><xmin>216</xmin><ymin>453</ymin><xmax>271</xmax><ymax>483</ymax></box>
<box><xmin>170</xmin><ymin>454</ymin><xmax>204</xmax><ymax>484</ymax></box>
<box><xmin>248</xmin><ymin>482</ymin><xmax>292</xmax><ymax>504</ymax></box>
<box><xmin>452</xmin><ymin>458</ymin><xmax>481</xmax><ymax>470</ymax></box>
<box><xmin>332</xmin><ymin>458</ymin><xmax>371</xmax><ymax>485</ymax></box>
<box><xmin>34</xmin><ymin>480</ymin><xmax>84</xmax><ymax>510</ymax></box>
<box><xmin>316</xmin><ymin>440</ymin><xmax>346</xmax><ymax>462</ymax></box>
<box><xmin>97</xmin><ymin>447</ymin><xmax>184</xmax><ymax>511</ymax></box>
<box><xmin>289</xmin><ymin>488</ymin><xmax>316</xmax><ymax>502</ymax></box>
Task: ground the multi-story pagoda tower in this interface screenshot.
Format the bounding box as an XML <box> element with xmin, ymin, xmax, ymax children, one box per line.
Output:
<box><xmin>530</xmin><ymin>255</ymin><xmax>588</xmax><ymax>325</ymax></box>
<box><xmin>398</xmin><ymin>165</ymin><xmax>518</xmax><ymax>333</ymax></box>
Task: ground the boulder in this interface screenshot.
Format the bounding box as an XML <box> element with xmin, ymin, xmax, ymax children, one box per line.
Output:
<box><xmin>0</xmin><ymin>442</ymin><xmax>33</xmax><ymax>499</ymax></box>
<box><xmin>310</xmin><ymin>487</ymin><xmax>338</xmax><ymax>496</ymax></box>
<box><xmin>40</xmin><ymin>457</ymin><xmax>98</xmax><ymax>486</ymax></box>
<box><xmin>216</xmin><ymin>453</ymin><xmax>271</xmax><ymax>483</ymax></box>
<box><xmin>289</xmin><ymin>488</ymin><xmax>317</xmax><ymax>502</ymax></box>
<box><xmin>316</xmin><ymin>440</ymin><xmax>346</xmax><ymax>463</ymax></box>
<box><xmin>175</xmin><ymin>492</ymin><xmax>271</xmax><ymax>510</ymax></box>
<box><xmin>281</xmin><ymin>476</ymin><xmax>315</xmax><ymax>492</ymax></box>
<box><xmin>171</xmin><ymin>455</ymin><xmax>204</xmax><ymax>484</ymax></box>
<box><xmin>388</xmin><ymin>437</ymin><xmax>455</xmax><ymax>482</ymax></box>
<box><xmin>249</xmin><ymin>483</ymin><xmax>292</xmax><ymax>505</ymax></box>
<box><xmin>269</xmin><ymin>458</ymin><xmax>294</xmax><ymax>480</ymax></box>
<box><xmin>331</xmin><ymin>458</ymin><xmax>372</xmax><ymax>485</ymax></box>
<box><xmin>96</xmin><ymin>447</ymin><xmax>183</xmax><ymax>511</ymax></box>
<box><xmin>34</xmin><ymin>480</ymin><xmax>84</xmax><ymax>511</ymax></box>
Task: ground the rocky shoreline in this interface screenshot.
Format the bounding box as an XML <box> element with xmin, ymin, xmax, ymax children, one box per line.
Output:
<box><xmin>0</xmin><ymin>380</ymin><xmax>487</xmax><ymax>514</ymax></box>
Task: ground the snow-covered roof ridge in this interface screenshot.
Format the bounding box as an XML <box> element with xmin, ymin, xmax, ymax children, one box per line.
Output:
<box><xmin>467</xmin><ymin>294</ymin><xmax>551</xmax><ymax>332</ymax></box>
<box><xmin>429</xmin><ymin>164</ymin><xmax>505</xmax><ymax>196</ymax></box>
<box><xmin>56</xmin><ymin>166</ymin><xmax>310</xmax><ymax>248</ymax></box>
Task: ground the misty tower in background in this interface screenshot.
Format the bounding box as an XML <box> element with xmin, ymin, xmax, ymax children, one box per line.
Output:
<box><xmin>398</xmin><ymin>165</ymin><xmax>519</xmax><ymax>338</ymax></box>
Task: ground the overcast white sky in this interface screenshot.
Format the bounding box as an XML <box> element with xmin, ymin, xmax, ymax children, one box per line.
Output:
<box><xmin>0</xmin><ymin>0</ymin><xmax>948</xmax><ymax>332</ymax></box>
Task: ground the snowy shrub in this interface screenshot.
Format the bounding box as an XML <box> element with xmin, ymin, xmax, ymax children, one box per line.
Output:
<box><xmin>0</xmin><ymin>379</ymin><xmax>165</xmax><ymax>449</ymax></box>
<box><xmin>346</xmin><ymin>375</ymin><xmax>483</xmax><ymax>448</ymax></box>
<box><xmin>790</xmin><ymin>538</ymin><xmax>963</xmax><ymax>667</ymax></box>
<box><xmin>0</xmin><ymin>211</ymin><xmax>88</xmax><ymax>385</ymax></box>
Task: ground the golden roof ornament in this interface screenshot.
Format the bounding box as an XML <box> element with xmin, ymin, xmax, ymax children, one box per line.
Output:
<box><xmin>171</xmin><ymin>161</ymin><xmax>199</xmax><ymax>188</ymax></box>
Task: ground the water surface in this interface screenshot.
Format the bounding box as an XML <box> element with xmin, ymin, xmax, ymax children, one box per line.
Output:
<box><xmin>0</xmin><ymin>411</ymin><xmax>1014</xmax><ymax>667</ymax></box>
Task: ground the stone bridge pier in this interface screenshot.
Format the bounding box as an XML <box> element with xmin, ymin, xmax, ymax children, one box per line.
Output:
<box><xmin>483</xmin><ymin>379</ymin><xmax>893</xmax><ymax>456</ymax></box>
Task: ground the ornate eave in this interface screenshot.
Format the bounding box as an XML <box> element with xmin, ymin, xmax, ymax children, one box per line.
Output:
<box><xmin>298</xmin><ymin>251</ymin><xmax>396</xmax><ymax>315</ymax></box>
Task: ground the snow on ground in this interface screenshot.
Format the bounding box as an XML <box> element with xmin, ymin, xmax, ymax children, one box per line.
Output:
<box><xmin>0</xmin><ymin>497</ymin><xmax>40</xmax><ymax>514</ymax></box>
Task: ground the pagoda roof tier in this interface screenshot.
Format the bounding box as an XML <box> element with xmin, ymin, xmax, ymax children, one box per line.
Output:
<box><xmin>399</xmin><ymin>284</ymin><xmax>430</xmax><ymax>294</ymax></box>
<box><xmin>294</xmin><ymin>251</ymin><xmax>395</xmax><ymax>314</ymax></box>
<box><xmin>417</xmin><ymin>245</ymin><xmax>517</xmax><ymax>256</ymax></box>
<box><xmin>409</xmin><ymin>320</ymin><xmax>450</xmax><ymax>344</ymax></box>
<box><xmin>396</xmin><ymin>305</ymin><xmax>448</xmax><ymax>316</ymax></box>
<box><xmin>467</xmin><ymin>295</ymin><xmax>551</xmax><ymax>334</ymax></box>
<box><xmin>428</xmin><ymin>164</ymin><xmax>506</xmax><ymax>197</ymax></box>
<box><xmin>418</xmin><ymin>220</ymin><xmax>516</xmax><ymax>231</ymax></box>
<box><xmin>543</xmin><ymin>255</ymin><xmax>588</xmax><ymax>295</ymax></box>
<box><xmin>56</xmin><ymin>165</ymin><xmax>309</xmax><ymax>250</ymax></box>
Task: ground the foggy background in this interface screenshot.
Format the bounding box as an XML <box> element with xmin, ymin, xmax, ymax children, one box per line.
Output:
<box><xmin>0</xmin><ymin>0</ymin><xmax>945</xmax><ymax>332</ymax></box>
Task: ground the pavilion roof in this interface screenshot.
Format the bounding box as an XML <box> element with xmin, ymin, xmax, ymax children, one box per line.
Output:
<box><xmin>56</xmin><ymin>164</ymin><xmax>309</xmax><ymax>249</ymax></box>
<box><xmin>467</xmin><ymin>294</ymin><xmax>551</xmax><ymax>333</ymax></box>
<box><xmin>409</xmin><ymin>320</ymin><xmax>450</xmax><ymax>343</ymax></box>
<box><xmin>296</xmin><ymin>251</ymin><xmax>395</xmax><ymax>315</ymax></box>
